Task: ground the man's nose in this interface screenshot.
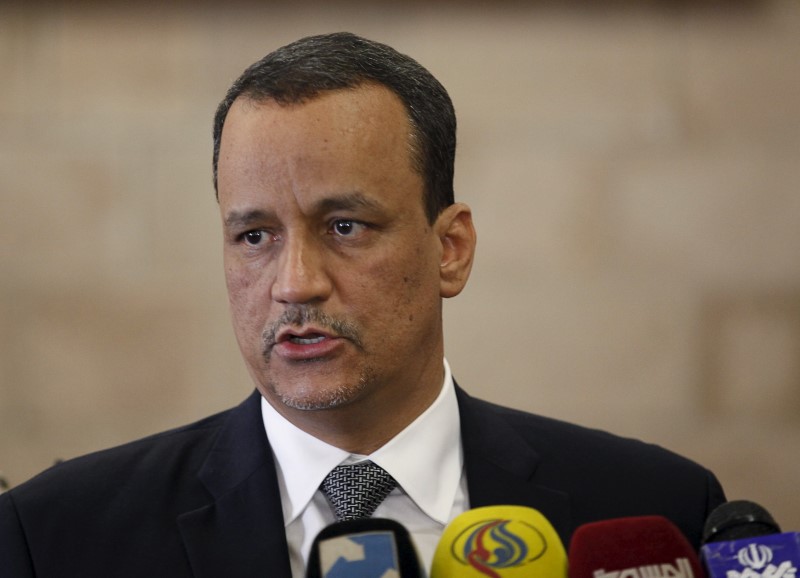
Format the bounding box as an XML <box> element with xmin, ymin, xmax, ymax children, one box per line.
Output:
<box><xmin>270</xmin><ymin>234</ymin><xmax>333</xmax><ymax>304</ymax></box>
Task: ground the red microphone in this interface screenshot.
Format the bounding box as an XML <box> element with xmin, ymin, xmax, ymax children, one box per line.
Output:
<box><xmin>569</xmin><ymin>516</ymin><xmax>704</xmax><ymax>578</ymax></box>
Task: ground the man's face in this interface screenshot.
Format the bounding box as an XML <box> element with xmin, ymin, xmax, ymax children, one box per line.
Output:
<box><xmin>217</xmin><ymin>85</ymin><xmax>468</xmax><ymax>425</ymax></box>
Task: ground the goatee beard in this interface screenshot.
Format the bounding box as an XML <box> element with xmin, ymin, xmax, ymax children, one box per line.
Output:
<box><xmin>262</xmin><ymin>305</ymin><xmax>371</xmax><ymax>410</ymax></box>
<box><xmin>268</xmin><ymin>365</ymin><xmax>376</xmax><ymax>411</ymax></box>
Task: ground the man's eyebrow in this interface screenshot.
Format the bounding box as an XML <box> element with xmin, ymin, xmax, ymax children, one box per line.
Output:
<box><xmin>223</xmin><ymin>209</ymin><xmax>275</xmax><ymax>229</ymax></box>
<box><xmin>223</xmin><ymin>193</ymin><xmax>385</xmax><ymax>229</ymax></box>
<box><xmin>313</xmin><ymin>192</ymin><xmax>385</xmax><ymax>214</ymax></box>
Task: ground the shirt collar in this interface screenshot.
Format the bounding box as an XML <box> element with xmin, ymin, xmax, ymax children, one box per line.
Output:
<box><xmin>262</xmin><ymin>359</ymin><xmax>462</xmax><ymax>526</ymax></box>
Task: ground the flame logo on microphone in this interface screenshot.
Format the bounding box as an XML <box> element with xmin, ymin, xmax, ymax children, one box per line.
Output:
<box><xmin>450</xmin><ymin>518</ymin><xmax>547</xmax><ymax>577</ymax></box>
<box><xmin>737</xmin><ymin>544</ymin><xmax>774</xmax><ymax>570</ymax></box>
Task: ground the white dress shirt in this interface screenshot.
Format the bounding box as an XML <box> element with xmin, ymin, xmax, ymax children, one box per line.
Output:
<box><xmin>261</xmin><ymin>359</ymin><xmax>469</xmax><ymax>577</ymax></box>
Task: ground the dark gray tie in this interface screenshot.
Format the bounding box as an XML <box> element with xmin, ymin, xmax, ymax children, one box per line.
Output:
<box><xmin>320</xmin><ymin>461</ymin><xmax>398</xmax><ymax>522</ymax></box>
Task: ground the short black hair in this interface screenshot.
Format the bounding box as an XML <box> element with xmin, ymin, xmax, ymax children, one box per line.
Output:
<box><xmin>212</xmin><ymin>32</ymin><xmax>456</xmax><ymax>223</ymax></box>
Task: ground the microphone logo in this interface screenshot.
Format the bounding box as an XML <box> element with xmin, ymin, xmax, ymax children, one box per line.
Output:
<box><xmin>729</xmin><ymin>543</ymin><xmax>796</xmax><ymax>578</ymax></box>
<box><xmin>592</xmin><ymin>558</ymin><xmax>695</xmax><ymax>578</ymax></box>
<box><xmin>737</xmin><ymin>545</ymin><xmax>773</xmax><ymax>570</ymax></box>
<box><xmin>450</xmin><ymin>518</ymin><xmax>547</xmax><ymax>577</ymax></box>
<box><xmin>318</xmin><ymin>531</ymin><xmax>400</xmax><ymax>578</ymax></box>
<box><xmin>702</xmin><ymin>534</ymin><xmax>800</xmax><ymax>578</ymax></box>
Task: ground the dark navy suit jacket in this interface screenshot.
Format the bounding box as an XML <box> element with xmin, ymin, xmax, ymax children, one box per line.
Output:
<box><xmin>0</xmin><ymin>386</ymin><xmax>725</xmax><ymax>577</ymax></box>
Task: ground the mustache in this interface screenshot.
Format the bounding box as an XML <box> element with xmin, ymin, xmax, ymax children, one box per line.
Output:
<box><xmin>262</xmin><ymin>306</ymin><xmax>364</xmax><ymax>351</ymax></box>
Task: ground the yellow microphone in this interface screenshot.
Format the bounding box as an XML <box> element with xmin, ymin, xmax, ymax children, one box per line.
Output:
<box><xmin>431</xmin><ymin>505</ymin><xmax>567</xmax><ymax>577</ymax></box>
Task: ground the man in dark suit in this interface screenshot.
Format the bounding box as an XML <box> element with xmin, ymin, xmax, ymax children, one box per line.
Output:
<box><xmin>0</xmin><ymin>32</ymin><xmax>725</xmax><ymax>577</ymax></box>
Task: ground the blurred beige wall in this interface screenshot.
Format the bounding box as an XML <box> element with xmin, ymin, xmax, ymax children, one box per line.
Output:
<box><xmin>2</xmin><ymin>1</ymin><xmax>799</xmax><ymax>527</ymax></box>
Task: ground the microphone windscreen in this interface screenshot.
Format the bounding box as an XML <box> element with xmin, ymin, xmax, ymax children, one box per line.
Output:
<box><xmin>700</xmin><ymin>500</ymin><xmax>799</xmax><ymax>578</ymax></box>
<box><xmin>702</xmin><ymin>500</ymin><xmax>781</xmax><ymax>545</ymax></box>
<box><xmin>568</xmin><ymin>515</ymin><xmax>703</xmax><ymax>578</ymax></box>
<box><xmin>306</xmin><ymin>518</ymin><xmax>424</xmax><ymax>578</ymax></box>
<box><xmin>431</xmin><ymin>505</ymin><xmax>567</xmax><ymax>577</ymax></box>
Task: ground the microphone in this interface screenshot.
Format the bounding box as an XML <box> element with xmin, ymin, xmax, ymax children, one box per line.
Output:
<box><xmin>568</xmin><ymin>515</ymin><xmax>703</xmax><ymax>578</ymax></box>
<box><xmin>305</xmin><ymin>517</ymin><xmax>425</xmax><ymax>578</ymax></box>
<box><xmin>430</xmin><ymin>505</ymin><xmax>567</xmax><ymax>577</ymax></box>
<box><xmin>701</xmin><ymin>501</ymin><xmax>800</xmax><ymax>578</ymax></box>
<box><xmin>702</xmin><ymin>500</ymin><xmax>781</xmax><ymax>544</ymax></box>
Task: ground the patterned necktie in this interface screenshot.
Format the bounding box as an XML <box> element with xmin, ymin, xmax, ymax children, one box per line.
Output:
<box><xmin>320</xmin><ymin>461</ymin><xmax>398</xmax><ymax>522</ymax></box>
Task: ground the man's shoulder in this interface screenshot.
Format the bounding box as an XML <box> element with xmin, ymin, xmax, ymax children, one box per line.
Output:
<box><xmin>467</xmin><ymin>393</ymin><xmax>705</xmax><ymax>470</ymax></box>
<box><xmin>0</xmin><ymin>392</ymin><xmax>272</xmax><ymax>575</ymax></box>
<box><xmin>458</xmin><ymin>391</ymin><xmax>726</xmax><ymax>550</ymax></box>
<box><xmin>7</xmin><ymin>404</ymin><xmax>235</xmax><ymax>511</ymax></box>
<box><xmin>468</xmin><ymin>395</ymin><xmax>653</xmax><ymax>448</ymax></box>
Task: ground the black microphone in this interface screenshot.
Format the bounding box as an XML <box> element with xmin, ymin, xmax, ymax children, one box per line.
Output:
<box><xmin>701</xmin><ymin>500</ymin><xmax>800</xmax><ymax>578</ymax></box>
<box><xmin>306</xmin><ymin>518</ymin><xmax>425</xmax><ymax>578</ymax></box>
<box><xmin>702</xmin><ymin>500</ymin><xmax>781</xmax><ymax>544</ymax></box>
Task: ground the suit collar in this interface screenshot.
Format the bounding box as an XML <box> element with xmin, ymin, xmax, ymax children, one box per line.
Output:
<box><xmin>455</xmin><ymin>385</ymin><xmax>572</xmax><ymax>543</ymax></box>
<box><xmin>195</xmin><ymin>390</ymin><xmax>271</xmax><ymax>498</ymax></box>
<box><xmin>177</xmin><ymin>390</ymin><xmax>292</xmax><ymax>577</ymax></box>
<box><xmin>176</xmin><ymin>385</ymin><xmax>573</xmax><ymax>575</ymax></box>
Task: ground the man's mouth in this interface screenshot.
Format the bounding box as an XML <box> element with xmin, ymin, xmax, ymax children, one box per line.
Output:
<box><xmin>262</xmin><ymin>308</ymin><xmax>365</xmax><ymax>359</ymax></box>
<box><xmin>276</xmin><ymin>326</ymin><xmax>335</xmax><ymax>344</ymax></box>
<box><xmin>270</xmin><ymin>327</ymin><xmax>345</xmax><ymax>362</ymax></box>
<box><xmin>288</xmin><ymin>334</ymin><xmax>326</xmax><ymax>345</ymax></box>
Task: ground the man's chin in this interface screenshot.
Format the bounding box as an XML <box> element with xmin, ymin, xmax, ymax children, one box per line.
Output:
<box><xmin>265</xmin><ymin>380</ymin><xmax>368</xmax><ymax>412</ymax></box>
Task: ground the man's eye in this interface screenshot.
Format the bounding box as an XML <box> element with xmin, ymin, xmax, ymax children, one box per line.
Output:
<box><xmin>331</xmin><ymin>219</ymin><xmax>366</xmax><ymax>237</ymax></box>
<box><xmin>242</xmin><ymin>230</ymin><xmax>265</xmax><ymax>246</ymax></box>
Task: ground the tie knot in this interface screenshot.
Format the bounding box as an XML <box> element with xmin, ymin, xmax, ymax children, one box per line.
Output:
<box><xmin>320</xmin><ymin>461</ymin><xmax>397</xmax><ymax>522</ymax></box>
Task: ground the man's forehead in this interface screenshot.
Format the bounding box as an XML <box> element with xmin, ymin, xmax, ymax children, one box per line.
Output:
<box><xmin>222</xmin><ymin>87</ymin><xmax>413</xmax><ymax>160</ymax></box>
<box><xmin>219</xmin><ymin>86</ymin><xmax>417</xmax><ymax>177</ymax></box>
<box><xmin>217</xmin><ymin>83</ymin><xmax>425</xmax><ymax>220</ymax></box>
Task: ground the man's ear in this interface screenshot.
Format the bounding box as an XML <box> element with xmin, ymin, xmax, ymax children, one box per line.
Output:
<box><xmin>435</xmin><ymin>203</ymin><xmax>477</xmax><ymax>298</ymax></box>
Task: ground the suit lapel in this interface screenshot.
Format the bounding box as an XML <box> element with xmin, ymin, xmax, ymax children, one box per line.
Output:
<box><xmin>176</xmin><ymin>384</ymin><xmax>573</xmax><ymax>574</ymax></box>
<box><xmin>456</xmin><ymin>385</ymin><xmax>572</xmax><ymax>543</ymax></box>
<box><xmin>177</xmin><ymin>391</ymin><xmax>292</xmax><ymax>577</ymax></box>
